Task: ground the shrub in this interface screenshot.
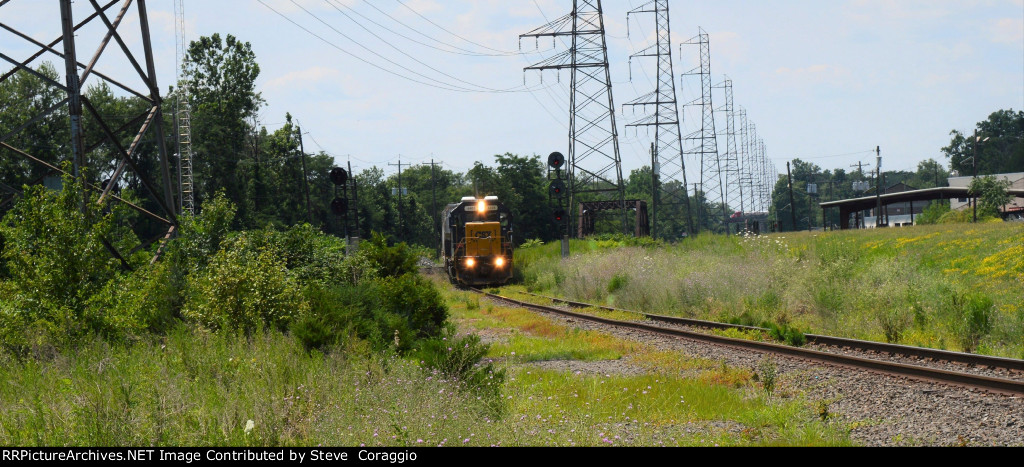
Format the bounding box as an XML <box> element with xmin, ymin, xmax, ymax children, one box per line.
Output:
<box><xmin>359</xmin><ymin>232</ymin><xmax>419</xmax><ymax>279</ymax></box>
<box><xmin>182</xmin><ymin>234</ymin><xmax>306</xmax><ymax>333</ymax></box>
<box><xmin>917</xmin><ymin>201</ymin><xmax>950</xmax><ymax>225</ymax></box>
<box><xmin>290</xmin><ymin>284</ymin><xmax>362</xmax><ymax>351</ymax></box>
<box><xmin>84</xmin><ymin>261</ymin><xmax>179</xmax><ymax>341</ymax></box>
<box><xmin>607</xmin><ymin>273</ymin><xmax>629</xmax><ymax>294</ymax></box>
<box><xmin>414</xmin><ymin>328</ymin><xmax>505</xmax><ymax>407</ymax></box>
<box><xmin>764</xmin><ymin>322</ymin><xmax>807</xmax><ymax>347</ymax></box>
<box><xmin>170</xmin><ymin>191</ymin><xmax>236</xmax><ymax>273</ymax></box>
<box><xmin>0</xmin><ymin>172</ymin><xmax>123</xmax><ymax>350</ymax></box>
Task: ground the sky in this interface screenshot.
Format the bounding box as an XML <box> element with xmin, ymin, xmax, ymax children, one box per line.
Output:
<box><xmin>2</xmin><ymin>0</ymin><xmax>1023</xmax><ymax>183</ymax></box>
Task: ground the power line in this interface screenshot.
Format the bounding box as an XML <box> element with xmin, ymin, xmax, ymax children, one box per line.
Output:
<box><xmin>318</xmin><ymin>0</ymin><xmax>529</xmax><ymax>93</ymax></box>
<box><xmin>257</xmin><ymin>0</ymin><xmax>537</xmax><ymax>94</ymax></box>
<box><xmin>348</xmin><ymin>0</ymin><xmax>524</xmax><ymax>57</ymax></box>
<box><xmin>395</xmin><ymin>0</ymin><xmax>521</xmax><ymax>55</ymax></box>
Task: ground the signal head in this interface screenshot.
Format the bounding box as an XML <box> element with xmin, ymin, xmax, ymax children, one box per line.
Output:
<box><xmin>553</xmin><ymin>208</ymin><xmax>566</xmax><ymax>222</ymax></box>
<box><xmin>330</xmin><ymin>197</ymin><xmax>348</xmax><ymax>215</ymax></box>
<box><xmin>548</xmin><ymin>152</ymin><xmax>565</xmax><ymax>170</ymax></box>
<box><xmin>549</xmin><ymin>179</ymin><xmax>566</xmax><ymax>197</ymax></box>
<box><xmin>330</xmin><ymin>167</ymin><xmax>349</xmax><ymax>186</ymax></box>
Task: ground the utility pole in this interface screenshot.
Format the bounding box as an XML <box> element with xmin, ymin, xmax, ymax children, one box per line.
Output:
<box><xmin>389</xmin><ymin>158</ymin><xmax>406</xmax><ymax>241</ymax></box>
<box><xmin>973</xmin><ymin>129</ymin><xmax>979</xmax><ymax>223</ymax></box>
<box><xmin>423</xmin><ymin>159</ymin><xmax>442</xmax><ymax>253</ymax></box>
<box><xmin>348</xmin><ymin>160</ymin><xmax>359</xmax><ymax>242</ymax></box>
<box><xmin>297</xmin><ymin>126</ymin><xmax>313</xmax><ymax>224</ymax></box>
<box><xmin>650</xmin><ymin>143</ymin><xmax>658</xmax><ymax>238</ymax></box>
<box><xmin>787</xmin><ymin>162</ymin><xmax>796</xmax><ymax>231</ymax></box>
<box><xmin>693</xmin><ymin>183</ymin><xmax>702</xmax><ymax>234</ymax></box>
<box><xmin>875</xmin><ymin>146</ymin><xmax>883</xmax><ymax>228</ymax></box>
<box><xmin>807</xmin><ymin>176</ymin><xmax>813</xmax><ymax>232</ymax></box>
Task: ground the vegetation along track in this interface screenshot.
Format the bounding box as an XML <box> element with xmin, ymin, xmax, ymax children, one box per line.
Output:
<box><xmin>469</xmin><ymin>288</ymin><xmax>1024</xmax><ymax>397</ymax></box>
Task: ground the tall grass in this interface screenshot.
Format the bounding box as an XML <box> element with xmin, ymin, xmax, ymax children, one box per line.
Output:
<box><xmin>517</xmin><ymin>223</ymin><xmax>1024</xmax><ymax>358</ymax></box>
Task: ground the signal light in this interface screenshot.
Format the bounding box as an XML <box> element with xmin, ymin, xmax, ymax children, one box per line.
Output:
<box><xmin>549</xmin><ymin>180</ymin><xmax>565</xmax><ymax>197</ymax></box>
<box><xmin>330</xmin><ymin>197</ymin><xmax>348</xmax><ymax>215</ymax></box>
<box><xmin>554</xmin><ymin>209</ymin><xmax>566</xmax><ymax>222</ymax></box>
<box><xmin>330</xmin><ymin>167</ymin><xmax>348</xmax><ymax>186</ymax></box>
<box><xmin>548</xmin><ymin>152</ymin><xmax>565</xmax><ymax>169</ymax></box>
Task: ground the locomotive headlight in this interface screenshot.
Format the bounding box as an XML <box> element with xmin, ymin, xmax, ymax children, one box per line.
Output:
<box><xmin>495</xmin><ymin>257</ymin><xmax>505</xmax><ymax>268</ymax></box>
<box><xmin>466</xmin><ymin>258</ymin><xmax>476</xmax><ymax>268</ymax></box>
<box><xmin>477</xmin><ymin>200</ymin><xmax>486</xmax><ymax>213</ymax></box>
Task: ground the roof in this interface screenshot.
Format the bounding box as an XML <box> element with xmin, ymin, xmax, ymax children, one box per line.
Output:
<box><xmin>820</xmin><ymin>186</ymin><xmax>1024</xmax><ymax>212</ymax></box>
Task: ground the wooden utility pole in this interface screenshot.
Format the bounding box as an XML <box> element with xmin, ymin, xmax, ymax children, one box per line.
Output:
<box><xmin>389</xmin><ymin>158</ymin><xmax>406</xmax><ymax>241</ymax></box>
<box><xmin>297</xmin><ymin>126</ymin><xmax>313</xmax><ymax>224</ymax></box>
<box><xmin>423</xmin><ymin>159</ymin><xmax>442</xmax><ymax>253</ymax></box>
<box><xmin>875</xmin><ymin>147</ymin><xmax>883</xmax><ymax>228</ymax></box>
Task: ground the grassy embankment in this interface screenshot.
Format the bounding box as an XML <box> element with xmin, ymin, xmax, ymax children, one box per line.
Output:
<box><xmin>515</xmin><ymin>223</ymin><xmax>1024</xmax><ymax>358</ymax></box>
<box><xmin>0</xmin><ymin>285</ymin><xmax>851</xmax><ymax>447</ymax></box>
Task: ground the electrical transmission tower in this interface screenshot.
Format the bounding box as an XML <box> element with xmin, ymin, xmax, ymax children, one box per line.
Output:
<box><xmin>521</xmin><ymin>0</ymin><xmax>629</xmax><ymax>236</ymax></box>
<box><xmin>622</xmin><ymin>0</ymin><xmax>693</xmax><ymax>238</ymax></box>
<box><xmin>738</xmin><ymin>107</ymin><xmax>755</xmax><ymax>214</ymax></box>
<box><xmin>0</xmin><ymin>0</ymin><xmax>178</xmax><ymax>259</ymax></box>
<box><xmin>715</xmin><ymin>76</ymin><xmax>742</xmax><ymax>226</ymax></box>
<box><xmin>174</xmin><ymin>0</ymin><xmax>194</xmax><ymax>215</ymax></box>
<box><xmin>681</xmin><ymin>28</ymin><xmax>725</xmax><ymax>229</ymax></box>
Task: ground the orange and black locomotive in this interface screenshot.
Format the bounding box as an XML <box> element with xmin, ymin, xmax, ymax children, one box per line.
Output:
<box><xmin>441</xmin><ymin>196</ymin><xmax>513</xmax><ymax>286</ymax></box>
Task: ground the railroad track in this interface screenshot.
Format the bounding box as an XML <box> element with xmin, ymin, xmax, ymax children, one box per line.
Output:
<box><xmin>469</xmin><ymin>288</ymin><xmax>1024</xmax><ymax>397</ymax></box>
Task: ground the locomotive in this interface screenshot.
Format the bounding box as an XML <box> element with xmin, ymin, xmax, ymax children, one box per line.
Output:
<box><xmin>441</xmin><ymin>196</ymin><xmax>513</xmax><ymax>286</ymax></box>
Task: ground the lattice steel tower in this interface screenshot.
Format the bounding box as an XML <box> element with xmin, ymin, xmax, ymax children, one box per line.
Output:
<box><xmin>715</xmin><ymin>76</ymin><xmax>742</xmax><ymax>221</ymax></box>
<box><xmin>622</xmin><ymin>0</ymin><xmax>693</xmax><ymax>238</ymax></box>
<box><xmin>174</xmin><ymin>0</ymin><xmax>194</xmax><ymax>215</ymax></box>
<box><xmin>681</xmin><ymin>28</ymin><xmax>725</xmax><ymax>228</ymax></box>
<box><xmin>0</xmin><ymin>0</ymin><xmax>178</xmax><ymax>253</ymax></box>
<box><xmin>738</xmin><ymin>107</ymin><xmax>755</xmax><ymax>214</ymax></box>
<box><xmin>521</xmin><ymin>0</ymin><xmax>628</xmax><ymax>236</ymax></box>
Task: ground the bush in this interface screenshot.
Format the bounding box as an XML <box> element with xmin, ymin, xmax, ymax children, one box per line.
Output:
<box><xmin>415</xmin><ymin>328</ymin><xmax>505</xmax><ymax>406</ymax></box>
<box><xmin>182</xmin><ymin>234</ymin><xmax>307</xmax><ymax>333</ymax></box>
<box><xmin>359</xmin><ymin>232</ymin><xmax>419</xmax><ymax>279</ymax></box>
<box><xmin>916</xmin><ymin>201</ymin><xmax>951</xmax><ymax>225</ymax></box>
<box><xmin>290</xmin><ymin>284</ymin><xmax>363</xmax><ymax>351</ymax></box>
<box><xmin>0</xmin><ymin>173</ymin><xmax>124</xmax><ymax>351</ymax></box>
<box><xmin>84</xmin><ymin>261</ymin><xmax>179</xmax><ymax>341</ymax></box>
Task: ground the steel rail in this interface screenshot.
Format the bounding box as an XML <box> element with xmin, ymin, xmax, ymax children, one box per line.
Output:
<box><xmin>472</xmin><ymin>289</ymin><xmax>1024</xmax><ymax>397</ymax></box>
<box><xmin>519</xmin><ymin>291</ymin><xmax>1024</xmax><ymax>372</ymax></box>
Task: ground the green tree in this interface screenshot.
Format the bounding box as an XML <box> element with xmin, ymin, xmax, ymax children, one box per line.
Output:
<box><xmin>968</xmin><ymin>175</ymin><xmax>1013</xmax><ymax>218</ymax></box>
<box><xmin>0</xmin><ymin>63</ymin><xmax>69</xmax><ymax>195</ymax></box>
<box><xmin>185</xmin><ymin>33</ymin><xmax>264</xmax><ymax>224</ymax></box>
<box><xmin>943</xmin><ymin>109</ymin><xmax>1024</xmax><ymax>176</ymax></box>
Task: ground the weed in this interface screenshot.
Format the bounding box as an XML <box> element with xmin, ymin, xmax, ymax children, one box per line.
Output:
<box><xmin>756</xmin><ymin>356</ymin><xmax>778</xmax><ymax>398</ymax></box>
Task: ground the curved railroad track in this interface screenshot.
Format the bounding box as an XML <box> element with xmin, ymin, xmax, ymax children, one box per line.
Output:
<box><xmin>469</xmin><ymin>288</ymin><xmax>1024</xmax><ymax>397</ymax></box>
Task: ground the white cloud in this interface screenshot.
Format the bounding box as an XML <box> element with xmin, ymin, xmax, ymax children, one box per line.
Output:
<box><xmin>990</xmin><ymin>17</ymin><xmax>1024</xmax><ymax>44</ymax></box>
<box><xmin>264</xmin><ymin>66</ymin><xmax>344</xmax><ymax>90</ymax></box>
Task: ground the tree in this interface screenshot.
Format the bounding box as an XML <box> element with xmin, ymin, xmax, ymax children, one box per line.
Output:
<box><xmin>0</xmin><ymin>63</ymin><xmax>68</xmax><ymax>192</ymax></box>
<box><xmin>969</xmin><ymin>175</ymin><xmax>1012</xmax><ymax>218</ymax></box>
<box><xmin>185</xmin><ymin>33</ymin><xmax>264</xmax><ymax>224</ymax></box>
<box><xmin>943</xmin><ymin>109</ymin><xmax>1024</xmax><ymax>176</ymax></box>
